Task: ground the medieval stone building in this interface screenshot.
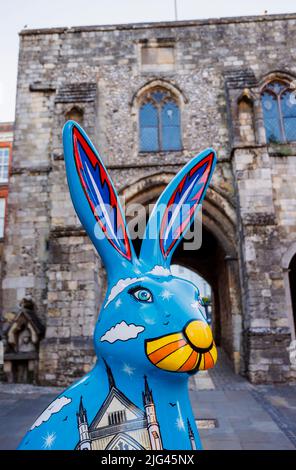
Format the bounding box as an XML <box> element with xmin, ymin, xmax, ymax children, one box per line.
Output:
<box><xmin>2</xmin><ymin>13</ymin><xmax>296</xmax><ymax>385</ymax></box>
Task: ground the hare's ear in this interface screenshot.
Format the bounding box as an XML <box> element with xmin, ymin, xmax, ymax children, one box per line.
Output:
<box><xmin>140</xmin><ymin>149</ymin><xmax>216</xmax><ymax>268</ymax></box>
<box><xmin>63</xmin><ymin>121</ymin><xmax>136</xmax><ymax>276</ymax></box>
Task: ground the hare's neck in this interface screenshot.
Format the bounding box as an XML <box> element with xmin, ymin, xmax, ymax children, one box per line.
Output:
<box><xmin>97</xmin><ymin>358</ymin><xmax>191</xmax><ymax>405</ymax></box>
<box><xmin>94</xmin><ymin>360</ymin><xmax>200</xmax><ymax>450</ymax></box>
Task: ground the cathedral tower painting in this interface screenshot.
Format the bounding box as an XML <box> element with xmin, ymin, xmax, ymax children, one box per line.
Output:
<box><xmin>142</xmin><ymin>376</ymin><xmax>163</xmax><ymax>450</ymax></box>
<box><xmin>76</xmin><ymin>398</ymin><xmax>91</xmax><ymax>450</ymax></box>
<box><xmin>76</xmin><ymin>364</ymin><xmax>163</xmax><ymax>450</ymax></box>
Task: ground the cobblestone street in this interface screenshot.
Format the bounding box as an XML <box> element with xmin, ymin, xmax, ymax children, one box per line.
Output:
<box><xmin>0</xmin><ymin>351</ymin><xmax>295</xmax><ymax>450</ymax></box>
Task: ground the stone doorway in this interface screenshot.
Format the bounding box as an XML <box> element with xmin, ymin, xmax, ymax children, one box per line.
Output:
<box><xmin>289</xmin><ymin>254</ymin><xmax>296</xmax><ymax>337</ymax></box>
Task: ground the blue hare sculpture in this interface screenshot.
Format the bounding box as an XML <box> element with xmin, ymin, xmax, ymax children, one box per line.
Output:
<box><xmin>18</xmin><ymin>121</ymin><xmax>217</xmax><ymax>450</ymax></box>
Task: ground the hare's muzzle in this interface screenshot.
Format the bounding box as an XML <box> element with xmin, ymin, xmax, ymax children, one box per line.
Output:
<box><xmin>145</xmin><ymin>320</ymin><xmax>217</xmax><ymax>372</ymax></box>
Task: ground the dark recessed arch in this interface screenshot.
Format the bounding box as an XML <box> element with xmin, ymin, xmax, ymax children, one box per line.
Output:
<box><xmin>289</xmin><ymin>254</ymin><xmax>296</xmax><ymax>337</ymax></box>
<box><xmin>283</xmin><ymin>243</ymin><xmax>296</xmax><ymax>340</ymax></box>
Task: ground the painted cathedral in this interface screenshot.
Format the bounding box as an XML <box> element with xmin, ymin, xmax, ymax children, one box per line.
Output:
<box><xmin>76</xmin><ymin>364</ymin><xmax>163</xmax><ymax>450</ymax></box>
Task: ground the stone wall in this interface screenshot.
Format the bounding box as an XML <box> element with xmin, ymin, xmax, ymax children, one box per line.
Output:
<box><xmin>2</xmin><ymin>13</ymin><xmax>296</xmax><ymax>384</ymax></box>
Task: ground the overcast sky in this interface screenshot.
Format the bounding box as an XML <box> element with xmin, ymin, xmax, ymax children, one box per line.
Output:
<box><xmin>1</xmin><ymin>0</ymin><xmax>296</xmax><ymax>122</ymax></box>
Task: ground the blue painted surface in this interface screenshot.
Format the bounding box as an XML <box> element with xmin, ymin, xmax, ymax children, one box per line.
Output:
<box><xmin>18</xmin><ymin>121</ymin><xmax>217</xmax><ymax>450</ymax></box>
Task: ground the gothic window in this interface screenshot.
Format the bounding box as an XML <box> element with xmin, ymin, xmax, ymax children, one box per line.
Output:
<box><xmin>139</xmin><ymin>88</ymin><xmax>182</xmax><ymax>152</ymax></box>
<box><xmin>261</xmin><ymin>80</ymin><xmax>296</xmax><ymax>143</ymax></box>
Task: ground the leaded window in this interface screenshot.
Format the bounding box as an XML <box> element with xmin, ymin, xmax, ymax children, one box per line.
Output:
<box><xmin>0</xmin><ymin>198</ymin><xmax>6</xmax><ymax>238</ymax></box>
<box><xmin>139</xmin><ymin>89</ymin><xmax>182</xmax><ymax>152</ymax></box>
<box><xmin>261</xmin><ymin>81</ymin><xmax>296</xmax><ymax>143</ymax></box>
<box><xmin>0</xmin><ymin>147</ymin><xmax>9</xmax><ymax>182</ymax></box>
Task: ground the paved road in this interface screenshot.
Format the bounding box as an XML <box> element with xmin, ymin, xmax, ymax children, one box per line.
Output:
<box><xmin>0</xmin><ymin>352</ymin><xmax>295</xmax><ymax>450</ymax></box>
<box><xmin>0</xmin><ymin>386</ymin><xmax>60</xmax><ymax>450</ymax></box>
<box><xmin>192</xmin><ymin>351</ymin><xmax>296</xmax><ymax>450</ymax></box>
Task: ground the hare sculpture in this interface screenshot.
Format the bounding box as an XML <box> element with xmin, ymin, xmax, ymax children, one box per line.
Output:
<box><xmin>18</xmin><ymin>121</ymin><xmax>217</xmax><ymax>450</ymax></box>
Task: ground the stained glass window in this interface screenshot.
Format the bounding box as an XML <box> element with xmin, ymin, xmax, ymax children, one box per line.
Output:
<box><xmin>261</xmin><ymin>81</ymin><xmax>296</xmax><ymax>143</ymax></box>
<box><xmin>139</xmin><ymin>88</ymin><xmax>182</xmax><ymax>152</ymax></box>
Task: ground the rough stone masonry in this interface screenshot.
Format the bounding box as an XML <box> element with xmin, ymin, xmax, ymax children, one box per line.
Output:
<box><xmin>2</xmin><ymin>13</ymin><xmax>296</xmax><ymax>385</ymax></box>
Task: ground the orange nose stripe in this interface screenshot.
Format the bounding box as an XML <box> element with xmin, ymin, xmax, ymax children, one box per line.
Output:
<box><xmin>204</xmin><ymin>351</ymin><xmax>214</xmax><ymax>369</ymax></box>
<box><xmin>148</xmin><ymin>339</ymin><xmax>187</xmax><ymax>364</ymax></box>
<box><xmin>178</xmin><ymin>351</ymin><xmax>199</xmax><ymax>372</ymax></box>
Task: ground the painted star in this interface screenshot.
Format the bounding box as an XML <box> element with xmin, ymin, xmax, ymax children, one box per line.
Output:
<box><xmin>176</xmin><ymin>416</ymin><xmax>185</xmax><ymax>431</ymax></box>
<box><xmin>160</xmin><ymin>290</ymin><xmax>173</xmax><ymax>301</ymax></box>
<box><xmin>122</xmin><ymin>363</ymin><xmax>135</xmax><ymax>376</ymax></box>
<box><xmin>115</xmin><ymin>298</ymin><xmax>122</xmax><ymax>308</ymax></box>
<box><xmin>42</xmin><ymin>432</ymin><xmax>56</xmax><ymax>449</ymax></box>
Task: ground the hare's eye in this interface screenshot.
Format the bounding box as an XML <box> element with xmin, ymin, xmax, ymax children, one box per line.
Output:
<box><xmin>129</xmin><ymin>287</ymin><xmax>153</xmax><ymax>303</ymax></box>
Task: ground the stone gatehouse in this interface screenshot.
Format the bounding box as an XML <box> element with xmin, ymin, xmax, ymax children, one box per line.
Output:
<box><xmin>2</xmin><ymin>13</ymin><xmax>296</xmax><ymax>385</ymax></box>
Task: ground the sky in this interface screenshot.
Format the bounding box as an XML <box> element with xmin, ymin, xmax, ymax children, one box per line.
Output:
<box><xmin>1</xmin><ymin>0</ymin><xmax>296</xmax><ymax>122</ymax></box>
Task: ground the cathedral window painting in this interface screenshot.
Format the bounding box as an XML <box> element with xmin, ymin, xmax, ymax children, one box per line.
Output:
<box><xmin>139</xmin><ymin>88</ymin><xmax>182</xmax><ymax>152</ymax></box>
<box><xmin>261</xmin><ymin>80</ymin><xmax>296</xmax><ymax>143</ymax></box>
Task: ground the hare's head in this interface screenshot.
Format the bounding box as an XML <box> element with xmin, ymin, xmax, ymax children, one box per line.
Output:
<box><xmin>63</xmin><ymin>121</ymin><xmax>217</xmax><ymax>375</ymax></box>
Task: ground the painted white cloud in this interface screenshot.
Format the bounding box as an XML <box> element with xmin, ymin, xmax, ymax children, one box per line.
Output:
<box><xmin>101</xmin><ymin>321</ymin><xmax>145</xmax><ymax>343</ymax></box>
<box><xmin>30</xmin><ymin>396</ymin><xmax>72</xmax><ymax>430</ymax></box>
<box><xmin>105</xmin><ymin>277</ymin><xmax>144</xmax><ymax>307</ymax></box>
<box><xmin>149</xmin><ymin>265</ymin><xmax>171</xmax><ymax>277</ymax></box>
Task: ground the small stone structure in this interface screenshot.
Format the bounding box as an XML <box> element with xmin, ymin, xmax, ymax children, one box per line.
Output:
<box><xmin>4</xmin><ymin>299</ymin><xmax>44</xmax><ymax>383</ymax></box>
<box><xmin>2</xmin><ymin>13</ymin><xmax>296</xmax><ymax>385</ymax></box>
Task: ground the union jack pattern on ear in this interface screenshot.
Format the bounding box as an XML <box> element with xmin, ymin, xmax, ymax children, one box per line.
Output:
<box><xmin>72</xmin><ymin>126</ymin><xmax>132</xmax><ymax>261</ymax></box>
<box><xmin>139</xmin><ymin>149</ymin><xmax>216</xmax><ymax>269</ymax></box>
<box><xmin>159</xmin><ymin>152</ymin><xmax>215</xmax><ymax>259</ymax></box>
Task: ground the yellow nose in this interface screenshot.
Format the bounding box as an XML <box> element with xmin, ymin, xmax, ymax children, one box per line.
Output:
<box><xmin>184</xmin><ymin>320</ymin><xmax>213</xmax><ymax>351</ymax></box>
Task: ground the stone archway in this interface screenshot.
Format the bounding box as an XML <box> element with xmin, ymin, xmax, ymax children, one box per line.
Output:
<box><xmin>282</xmin><ymin>242</ymin><xmax>296</xmax><ymax>341</ymax></box>
<box><xmin>289</xmin><ymin>255</ymin><xmax>296</xmax><ymax>338</ymax></box>
<box><xmin>120</xmin><ymin>173</ymin><xmax>243</xmax><ymax>374</ymax></box>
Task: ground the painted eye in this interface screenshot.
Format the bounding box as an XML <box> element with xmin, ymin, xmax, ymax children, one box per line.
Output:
<box><xmin>130</xmin><ymin>288</ymin><xmax>153</xmax><ymax>303</ymax></box>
